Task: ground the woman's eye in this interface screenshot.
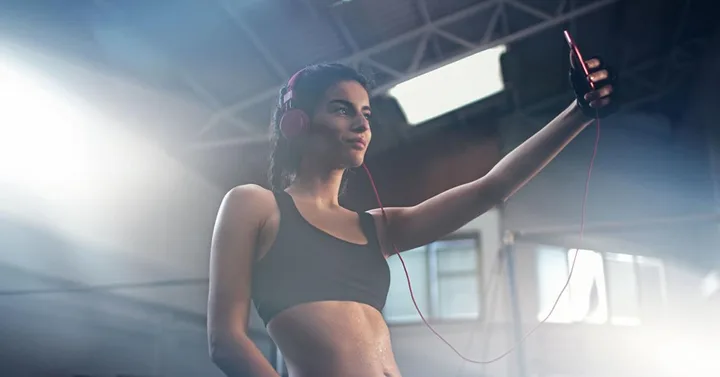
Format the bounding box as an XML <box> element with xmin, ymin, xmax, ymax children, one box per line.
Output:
<box><xmin>336</xmin><ymin>108</ymin><xmax>349</xmax><ymax>115</ymax></box>
<box><xmin>363</xmin><ymin>113</ymin><xmax>372</xmax><ymax>120</ymax></box>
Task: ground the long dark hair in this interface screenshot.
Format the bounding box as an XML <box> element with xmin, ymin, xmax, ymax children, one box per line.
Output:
<box><xmin>268</xmin><ymin>63</ymin><xmax>371</xmax><ymax>192</ymax></box>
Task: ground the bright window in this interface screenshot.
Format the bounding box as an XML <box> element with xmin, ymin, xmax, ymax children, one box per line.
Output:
<box><xmin>536</xmin><ymin>246</ymin><xmax>665</xmax><ymax>325</ymax></box>
<box><xmin>387</xmin><ymin>45</ymin><xmax>506</xmax><ymax>125</ymax></box>
<box><xmin>384</xmin><ymin>236</ymin><xmax>482</xmax><ymax>323</ymax></box>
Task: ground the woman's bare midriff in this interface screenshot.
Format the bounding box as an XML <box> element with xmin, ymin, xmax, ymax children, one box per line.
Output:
<box><xmin>267</xmin><ymin>300</ymin><xmax>401</xmax><ymax>377</ymax></box>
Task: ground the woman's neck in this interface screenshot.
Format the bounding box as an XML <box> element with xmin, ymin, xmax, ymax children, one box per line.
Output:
<box><xmin>288</xmin><ymin>168</ymin><xmax>345</xmax><ymax>208</ymax></box>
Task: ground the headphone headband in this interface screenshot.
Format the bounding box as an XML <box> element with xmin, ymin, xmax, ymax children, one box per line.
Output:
<box><xmin>283</xmin><ymin>68</ymin><xmax>306</xmax><ymax>107</ymax></box>
<box><xmin>279</xmin><ymin>68</ymin><xmax>310</xmax><ymax>138</ymax></box>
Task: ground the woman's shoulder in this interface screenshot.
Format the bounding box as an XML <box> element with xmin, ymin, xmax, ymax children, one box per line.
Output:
<box><xmin>221</xmin><ymin>184</ymin><xmax>278</xmax><ymax>221</ymax></box>
<box><xmin>226</xmin><ymin>183</ymin><xmax>273</xmax><ymax>197</ymax></box>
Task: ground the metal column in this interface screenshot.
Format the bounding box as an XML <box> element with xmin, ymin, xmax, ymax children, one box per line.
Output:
<box><xmin>503</xmin><ymin>229</ymin><xmax>528</xmax><ymax>377</ymax></box>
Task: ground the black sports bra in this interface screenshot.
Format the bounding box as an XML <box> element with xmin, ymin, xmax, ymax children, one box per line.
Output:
<box><xmin>251</xmin><ymin>191</ymin><xmax>391</xmax><ymax>326</ymax></box>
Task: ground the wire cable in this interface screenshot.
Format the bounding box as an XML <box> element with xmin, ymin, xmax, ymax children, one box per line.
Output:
<box><xmin>361</xmin><ymin>112</ymin><xmax>601</xmax><ymax>364</ymax></box>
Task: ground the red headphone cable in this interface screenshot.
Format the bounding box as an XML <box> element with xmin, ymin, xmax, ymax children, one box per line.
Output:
<box><xmin>362</xmin><ymin>112</ymin><xmax>601</xmax><ymax>364</ymax></box>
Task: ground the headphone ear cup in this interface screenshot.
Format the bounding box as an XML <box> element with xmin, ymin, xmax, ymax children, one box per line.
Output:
<box><xmin>280</xmin><ymin>109</ymin><xmax>310</xmax><ymax>138</ymax></box>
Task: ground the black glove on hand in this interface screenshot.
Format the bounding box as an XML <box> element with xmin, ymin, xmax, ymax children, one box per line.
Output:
<box><xmin>569</xmin><ymin>53</ymin><xmax>618</xmax><ymax>119</ymax></box>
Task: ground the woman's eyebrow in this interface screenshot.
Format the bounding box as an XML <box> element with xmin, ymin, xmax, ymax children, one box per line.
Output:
<box><xmin>328</xmin><ymin>99</ymin><xmax>371</xmax><ymax>111</ymax></box>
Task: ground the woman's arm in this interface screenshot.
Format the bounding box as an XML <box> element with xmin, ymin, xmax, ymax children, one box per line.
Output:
<box><xmin>207</xmin><ymin>185</ymin><xmax>280</xmax><ymax>377</ymax></box>
<box><xmin>371</xmin><ymin>58</ymin><xmax>613</xmax><ymax>254</ymax></box>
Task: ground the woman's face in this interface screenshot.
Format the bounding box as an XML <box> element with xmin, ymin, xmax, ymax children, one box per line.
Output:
<box><xmin>302</xmin><ymin>80</ymin><xmax>372</xmax><ymax>169</ymax></box>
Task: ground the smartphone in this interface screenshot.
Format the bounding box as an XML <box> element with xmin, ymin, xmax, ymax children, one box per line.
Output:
<box><xmin>563</xmin><ymin>30</ymin><xmax>595</xmax><ymax>89</ymax></box>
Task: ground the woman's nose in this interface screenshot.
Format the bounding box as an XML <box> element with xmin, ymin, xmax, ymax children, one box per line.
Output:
<box><xmin>351</xmin><ymin>116</ymin><xmax>370</xmax><ymax>133</ymax></box>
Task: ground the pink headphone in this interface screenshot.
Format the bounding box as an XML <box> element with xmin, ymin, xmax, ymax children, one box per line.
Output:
<box><xmin>279</xmin><ymin>69</ymin><xmax>310</xmax><ymax>138</ymax></box>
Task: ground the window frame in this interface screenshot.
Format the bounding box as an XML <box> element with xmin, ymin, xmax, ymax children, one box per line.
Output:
<box><xmin>384</xmin><ymin>231</ymin><xmax>485</xmax><ymax>326</ymax></box>
<box><xmin>535</xmin><ymin>245</ymin><xmax>667</xmax><ymax>326</ymax></box>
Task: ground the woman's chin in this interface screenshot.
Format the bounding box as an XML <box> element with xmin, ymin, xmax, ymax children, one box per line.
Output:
<box><xmin>351</xmin><ymin>155</ymin><xmax>366</xmax><ymax>168</ymax></box>
<box><xmin>341</xmin><ymin>151</ymin><xmax>366</xmax><ymax>168</ymax></box>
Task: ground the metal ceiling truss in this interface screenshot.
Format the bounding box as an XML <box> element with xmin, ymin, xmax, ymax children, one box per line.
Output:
<box><xmin>197</xmin><ymin>0</ymin><xmax>623</xmax><ymax>142</ymax></box>
<box><xmin>515</xmin><ymin>0</ymin><xmax>698</xmax><ymax>130</ymax></box>
<box><xmin>513</xmin><ymin>52</ymin><xmax>691</xmax><ymax>131</ymax></box>
<box><xmin>194</xmin><ymin>0</ymin><xmax>701</xmax><ymax>151</ymax></box>
<box><xmin>193</xmin><ymin>13</ymin><xmax>696</xmax><ymax>152</ymax></box>
<box><xmin>219</xmin><ymin>0</ymin><xmax>290</xmax><ymax>80</ymax></box>
<box><xmin>95</xmin><ymin>0</ymin><xmax>229</xmax><ymax>114</ymax></box>
<box><xmin>188</xmin><ymin>46</ymin><xmax>689</xmax><ymax>151</ymax></box>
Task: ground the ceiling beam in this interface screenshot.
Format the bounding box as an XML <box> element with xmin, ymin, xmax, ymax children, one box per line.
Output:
<box><xmin>416</xmin><ymin>0</ymin><xmax>445</xmax><ymax>59</ymax></box>
<box><xmin>198</xmin><ymin>0</ymin><xmax>621</xmax><ymax>137</ymax></box>
<box><xmin>189</xmin><ymin>48</ymin><xmax>686</xmax><ymax>151</ymax></box>
<box><xmin>555</xmin><ymin>0</ymin><xmax>569</xmax><ymax>16</ymax></box>
<box><xmin>515</xmin><ymin>213</ymin><xmax>720</xmax><ymax>238</ymax></box>
<box><xmin>407</xmin><ymin>32</ymin><xmax>430</xmax><ymax>73</ymax></box>
<box><xmin>662</xmin><ymin>0</ymin><xmax>692</xmax><ymax>84</ymax></box>
<box><xmin>92</xmin><ymin>0</ymin><xmax>247</xmax><ymax>129</ymax></box>
<box><xmin>505</xmin><ymin>0</ymin><xmax>553</xmax><ymax>21</ymax></box>
<box><xmin>329</xmin><ymin>8</ymin><xmax>360</xmax><ymax>53</ymax></box>
<box><xmin>218</xmin><ymin>0</ymin><xmax>289</xmax><ymax>80</ymax></box>
<box><xmin>187</xmin><ymin>135</ymin><xmax>269</xmax><ymax>151</ymax></box>
<box><xmin>297</xmin><ymin>0</ymin><xmax>320</xmax><ymax>19</ymax></box>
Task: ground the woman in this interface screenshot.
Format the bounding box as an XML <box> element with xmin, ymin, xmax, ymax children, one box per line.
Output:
<box><xmin>207</xmin><ymin>57</ymin><xmax>615</xmax><ymax>377</ymax></box>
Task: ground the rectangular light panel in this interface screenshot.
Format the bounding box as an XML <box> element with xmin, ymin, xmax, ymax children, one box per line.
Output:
<box><xmin>388</xmin><ymin>45</ymin><xmax>507</xmax><ymax>125</ymax></box>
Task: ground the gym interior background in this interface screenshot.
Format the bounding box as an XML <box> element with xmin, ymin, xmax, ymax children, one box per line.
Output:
<box><xmin>1</xmin><ymin>0</ymin><xmax>719</xmax><ymax>376</ymax></box>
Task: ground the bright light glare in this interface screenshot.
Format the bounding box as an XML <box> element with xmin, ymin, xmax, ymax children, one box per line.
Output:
<box><xmin>537</xmin><ymin>248</ymin><xmax>609</xmax><ymax>324</ymax></box>
<box><xmin>0</xmin><ymin>53</ymin><xmax>173</xmax><ymax>243</ymax></box>
<box><xmin>0</xmin><ymin>57</ymin><xmax>92</xmax><ymax>200</ymax></box>
<box><xmin>388</xmin><ymin>45</ymin><xmax>506</xmax><ymax>125</ymax></box>
<box><xmin>655</xmin><ymin>338</ymin><xmax>719</xmax><ymax>376</ymax></box>
<box><xmin>0</xmin><ymin>49</ymin><xmax>227</xmax><ymax>285</ymax></box>
<box><xmin>701</xmin><ymin>270</ymin><xmax>719</xmax><ymax>297</ymax></box>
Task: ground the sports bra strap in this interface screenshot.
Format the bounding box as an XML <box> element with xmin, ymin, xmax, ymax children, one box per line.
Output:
<box><xmin>358</xmin><ymin>211</ymin><xmax>381</xmax><ymax>251</ymax></box>
<box><xmin>272</xmin><ymin>190</ymin><xmax>295</xmax><ymax>213</ymax></box>
<box><xmin>272</xmin><ymin>190</ymin><xmax>381</xmax><ymax>251</ymax></box>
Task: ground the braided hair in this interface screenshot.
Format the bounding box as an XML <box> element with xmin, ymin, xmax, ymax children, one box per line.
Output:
<box><xmin>268</xmin><ymin>63</ymin><xmax>371</xmax><ymax>192</ymax></box>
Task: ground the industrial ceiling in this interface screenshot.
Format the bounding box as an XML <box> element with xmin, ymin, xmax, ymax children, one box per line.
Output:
<box><xmin>1</xmin><ymin>0</ymin><xmax>717</xmax><ymax>187</ymax></box>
